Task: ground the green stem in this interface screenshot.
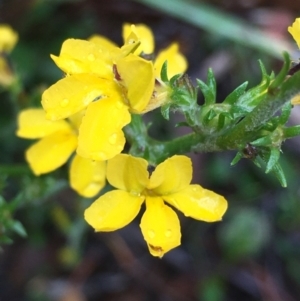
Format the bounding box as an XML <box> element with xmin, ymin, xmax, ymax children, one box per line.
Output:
<box><xmin>0</xmin><ymin>164</ymin><xmax>31</xmax><ymax>176</ymax></box>
<box><xmin>126</xmin><ymin>73</ymin><xmax>300</xmax><ymax>164</ymax></box>
<box><xmin>216</xmin><ymin>72</ymin><xmax>300</xmax><ymax>149</ymax></box>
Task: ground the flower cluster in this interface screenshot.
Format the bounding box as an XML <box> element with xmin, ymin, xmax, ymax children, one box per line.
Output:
<box><xmin>16</xmin><ymin>23</ymin><xmax>228</xmax><ymax>257</ymax></box>
<box><xmin>41</xmin><ymin>23</ymin><xmax>187</xmax><ymax>161</ymax></box>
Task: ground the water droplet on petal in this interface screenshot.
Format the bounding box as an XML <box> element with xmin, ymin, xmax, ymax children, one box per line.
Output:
<box><xmin>148</xmin><ymin>230</ymin><xmax>155</xmax><ymax>238</ymax></box>
<box><xmin>130</xmin><ymin>190</ymin><xmax>141</xmax><ymax>197</ymax></box>
<box><xmin>165</xmin><ymin>229</ymin><xmax>172</xmax><ymax>237</ymax></box>
<box><xmin>88</xmin><ymin>53</ymin><xmax>95</xmax><ymax>61</ymax></box>
<box><xmin>60</xmin><ymin>98</ymin><xmax>69</xmax><ymax>107</ymax></box>
<box><xmin>109</xmin><ymin>133</ymin><xmax>117</xmax><ymax>145</ymax></box>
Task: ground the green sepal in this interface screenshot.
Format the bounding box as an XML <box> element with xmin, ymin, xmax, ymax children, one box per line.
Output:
<box><xmin>269</xmin><ymin>52</ymin><xmax>291</xmax><ymax>91</ymax></box>
<box><xmin>196</xmin><ymin>68</ymin><xmax>216</xmax><ymax>105</ymax></box>
<box><xmin>160</xmin><ymin>61</ymin><xmax>169</xmax><ymax>83</ymax></box>
<box><xmin>283</xmin><ymin>125</ymin><xmax>300</xmax><ymax>139</ymax></box>
<box><xmin>265</xmin><ymin>147</ymin><xmax>281</xmax><ymax>174</ymax></box>
<box><xmin>223</xmin><ymin>81</ymin><xmax>248</xmax><ymax>105</ymax></box>
<box><xmin>161</xmin><ymin>104</ymin><xmax>171</xmax><ymax>120</ymax></box>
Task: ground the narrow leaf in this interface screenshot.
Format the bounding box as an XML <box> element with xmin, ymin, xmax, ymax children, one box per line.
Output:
<box><xmin>161</xmin><ymin>104</ymin><xmax>170</xmax><ymax>120</ymax></box>
<box><xmin>160</xmin><ymin>61</ymin><xmax>169</xmax><ymax>82</ymax></box>
<box><xmin>265</xmin><ymin>148</ymin><xmax>280</xmax><ymax>174</ymax></box>
<box><xmin>223</xmin><ymin>81</ymin><xmax>248</xmax><ymax>104</ymax></box>
<box><xmin>269</xmin><ymin>52</ymin><xmax>291</xmax><ymax>90</ymax></box>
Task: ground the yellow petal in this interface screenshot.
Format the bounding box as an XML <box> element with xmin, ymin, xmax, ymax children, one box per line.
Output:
<box><xmin>77</xmin><ymin>96</ymin><xmax>131</xmax><ymax>161</ymax></box>
<box><xmin>140</xmin><ymin>196</ymin><xmax>181</xmax><ymax>258</ymax></box>
<box><xmin>25</xmin><ymin>130</ymin><xmax>77</xmax><ymax>175</ymax></box>
<box><xmin>50</xmin><ymin>38</ymin><xmax>113</xmax><ymax>77</ymax></box>
<box><xmin>0</xmin><ymin>56</ymin><xmax>14</xmax><ymax>86</ymax></box>
<box><xmin>70</xmin><ymin>154</ymin><xmax>106</xmax><ymax>198</ymax></box>
<box><xmin>0</xmin><ymin>24</ymin><xmax>18</xmax><ymax>52</ymax></box>
<box><xmin>16</xmin><ymin>108</ymin><xmax>71</xmax><ymax>139</ymax></box>
<box><xmin>119</xmin><ymin>31</ymin><xmax>141</xmax><ymax>58</ymax></box>
<box><xmin>291</xmin><ymin>93</ymin><xmax>300</xmax><ymax>105</ymax></box>
<box><xmin>107</xmin><ymin>154</ymin><xmax>149</xmax><ymax>194</ymax></box>
<box><xmin>164</xmin><ymin>185</ymin><xmax>228</xmax><ymax>222</ymax></box>
<box><xmin>88</xmin><ymin>34</ymin><xmax>118</xmax><ymax>52</ymax></box>
<box><xmin>288</xmin><ymin>18</ymin><xmax>300</xmax><ymax>48</ymax></box>
<box><xmin>67</xmin><ymin>109</ymin><xmax>86</xmax><ymax>130</ymax></box>
<box><xmin>42</xmin><ymin>74</ymin><xmax>118</xmax><ymax>120</ymax></box>
<box><xmin>122</xmin><ymin>23</ymin><xmax>154</xmax><ymax>54</ymax></box>
<box><xmin>116</xmin><ymin>54</ymin><xmax>155</xmax><ymax>113</ymax></box>
<box><xmin>154</xmin><ymin>43</ymin><xmax>187</xmax><ymax>78</ymax></box>
<box><xmin>84</xmin><ymin>190</ymin><xmax>144</xmax><ymax>231</ymax></box>
<box><xmin>148</xmin><ymin>155</ymin><xmax>192</xmax><ymax>195</ymax></box>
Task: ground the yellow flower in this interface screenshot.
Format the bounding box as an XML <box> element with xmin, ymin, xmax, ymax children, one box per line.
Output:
<box><xmin>84</xmin><ymin>154</ymin><xmax>228</xmax><ymax>258</ymax></box>
<box><xmin>0</xmin><ymin>24</ymin><xmax>18</xmax><ymax>86</ymax></box>
<box><xmin>0</xmin><ymin>24</ymin><xmax>18</xmax><ymax>52</ymax></box>
<box><xmin>41</xmin><ymin>29</ymin><xmax>156</xmax><ymax>161</ymax></box>
<box><xmin>16</xmin><ymin>108</ymin><xmax>106</xmax><ymax>197</ymax></box>
<box><xmin>122</xmin><ymin>23</ymin><xmax>187</xmax><ymax>78</ymax></box>
<box><xmin>288</xmin><ymin>18</ymin><xmax>300</xmax><ymax>48</ymax></box>
<box><xmin>120</xmin><ymin>24</ymin><xmax>188</xmax><ymax>112</ymax></box>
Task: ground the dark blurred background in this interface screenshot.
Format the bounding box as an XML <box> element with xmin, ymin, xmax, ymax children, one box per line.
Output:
<box><xmin>1</xmin><ymin>0</ymin><xmax>300</xmax><ymax>300</ymax></box>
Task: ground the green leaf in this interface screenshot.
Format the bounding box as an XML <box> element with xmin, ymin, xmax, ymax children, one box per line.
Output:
<box><xmin>278</xmin><ymin>102</ymin><xmax>292</xmax><ymax>125</ymax></box>
<box><xmin>12</xmin><ymin>220</ymin><xmax>27</xmax><ymax>237</ymax></box>
<box><xmin>251</xmin><ymin>136</ymin><xmax>273</xmax><ymax>147</ymax></box>
<box><xmin>283</xmin><ymin>125</ymin><xmax>300</xmax><ymax>139</ymax></box>
<box><xmin>0</xmin><ymin>236</ymin><xmax>13</xmax><ymax>245</ymax></box>
<box><xmin>161</xmin><ymin>104</ymin><xmax>170</xmax><ymax>120</ymax></box>
<box><xmin>265</xmin><ymin>148</ymin><xmax>281</xmax><ymax>174</ymax></box>
<box><xmin>169</xmin><ymin>73</ymin><xmax>183</xmax><ymax>87</ymax></box>
<box><xmin>269</xmin><ymin>52</ymin><xmax>291</xmax><ymax>91</ymax></box>
<box><xmin>272</xmin><ymin>162</ymin><xmax>287</xmax><ymax>187</ymax></box>
<box><xmin>202</xmin><ymin>109</ymin><xmax>217</xmax><ymax>125</ymax></box>
<box><xmin>230</xmin><ymin>152</ymin><xmax>243</xmax><ymax>165</ymax></box>
<box><xmin>217</xmin><ymin>113</ymin><xmax>226</xmax><ymax>130</ymax></box>
<box><xmin>197</xmin><ymin>68</ymin><xmax>216</xmax><ymax>105</ymax></box>
<box><xmin>223</xmin><ymin>81</ymin><xmax>248</xmax><ymax>105</ymax></box>
<box><xmin>160</xmin><ymin>61</ymin><xmax>169</xmax><ymax>82</ymax></box>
